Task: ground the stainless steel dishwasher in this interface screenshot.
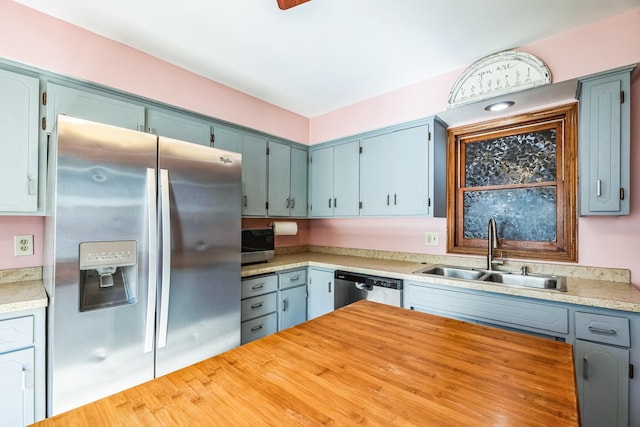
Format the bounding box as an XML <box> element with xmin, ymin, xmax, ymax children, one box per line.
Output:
<box><xmin>334</xmin><ymin>270</ymin><xmax>403</xmax><ymax>308</ymax></box>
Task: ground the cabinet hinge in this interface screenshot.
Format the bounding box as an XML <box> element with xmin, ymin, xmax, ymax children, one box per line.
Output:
<box><xmin>359</xmin><ymin>146</ymin><xmax>363</xmax><ymax>154</ymax></box>
<box><xmin>359</xmin><ymin>201</ymin><xmax>363</xmax><ymax>209</ymax></box>
<box><xmin>428</xmin><ymin>197</ymin><xmax>431</xmax><ymax>207</ymax></box>
<box><xmin>41</xmin><ymin>117</ymin><xmax>46</xmax><ymax>131</ymax></box>
<box><xmin>42</xmin><ymin>91</ymin><xmax>47</xmax><ymax>105</ymax></box>
<box><xmin>428</xmin><ymin>131</ymin><xmax>432</xmax><ymax>141</ymax></box>
<box><xmin>620</xmin><ymin>90</ymin><xmax>625</xmax><ymax>104</ymax></box>
<box><xmin>630</xmin><ymin>364</ymin><xmax>634</xmax><ymax>379</ymax></box>
<box><xmin>266</xmin><ymin>147</ymin><xmax>270</xmax><ymax>155</ymax></box>
<box><xmin>620</xmin><ymin>188</ymin><xmax>625</xmax><ymax>200</ymax></box>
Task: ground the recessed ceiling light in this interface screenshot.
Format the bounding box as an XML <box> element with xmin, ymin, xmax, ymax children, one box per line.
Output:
<box><xmin>484</xmin><ymin>101</ymin><xmax>515</xmax><ymax>112</ymax></box>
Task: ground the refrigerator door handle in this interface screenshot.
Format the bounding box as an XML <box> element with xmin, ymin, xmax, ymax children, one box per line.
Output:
<box><xmin>158</xmin><ymin>168</ymin><xmax>172</xmax><ymax>349</ymax></box>
<box><xmin>144</xmin><ymin>168</ymin><xmax>157</xmax><ymax>353</ymax></box>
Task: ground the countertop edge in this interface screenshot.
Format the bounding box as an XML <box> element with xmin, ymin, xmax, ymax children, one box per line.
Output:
<box><xmin>0</xmin><ymin>279</ymin><xmax>48</xmax><ymax>315</ymax></box>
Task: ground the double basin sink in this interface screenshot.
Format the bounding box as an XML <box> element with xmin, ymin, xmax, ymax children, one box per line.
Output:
<box><xmin>413</xmin><ymin>265</ymin><xmax>567</xmax><ymax>292</ymax></box>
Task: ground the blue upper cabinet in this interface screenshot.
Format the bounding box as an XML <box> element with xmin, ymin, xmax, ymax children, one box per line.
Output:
<box><xmin>578</xmin><ymin>66</ymin><xmax>634</xmax><ymax>216</ymax></box>
<box><xmin>360</xmin><ymin>124</ymin><xmax>431</xmax><ymax>216</ymax></box>
<box><xmin>0</xmin><ymin>69</ymin><xmax>39</xmax><ymax>213</ymax></box>
<box><xmin>360</xmin><ymin>118</ymin><xmax>446</xmax><ymax>217</ymax></box>
<box><xmin>309</xmin><ymin>140</ymin><xmax>359</xmax><ymax>217</ymax></box>
<box><xmin>268</xmin><ymin>141</ymin><xmax>308</xmax><ymax>217</ymax></box>
<box><xmin>45</xmin><ymin>83</ymin><xmax>145</xmax><ymax>132</ymax></box>
<box><xmin>146</xmin><ymin>108</ymin><xmax>212</xmax><ymax>146</ymax></box>
<box><xmin>214</xmin><ymin>125</ymin><xmax>268</xmax><ymax>216</ymax></box>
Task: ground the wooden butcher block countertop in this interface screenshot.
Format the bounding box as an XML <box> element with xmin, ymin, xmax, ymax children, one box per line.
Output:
<box><xmin>33</xmin><ymin>301</ymin><xmax>579</xmax><ymax>426</ymax></box>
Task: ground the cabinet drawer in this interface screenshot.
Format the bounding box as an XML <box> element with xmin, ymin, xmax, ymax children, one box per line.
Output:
<box><xmin>0</xmin><ymin>315</ymin><xmax>34</xmax><ymax>353</ymax></box>
<box><xmin>241</xmin><ymin>313</ymin><xmax>277</xmax><ymax>344</ymax></box>
<box><xmin>279</xmin><ymin>269</ymin><xmax>307</xmax><ymax>289</ymax></box>
<box><xmin>241</xmin><ymin>292</ymin><xmax>277</xmax><ymax>321</ymax></box>
<box><xmin>575</xmin><ymin>312</ymin><xmax>630</xmax><ymax>347</ymax></box>
<box><xmin>241</xmin><ymin>274</ymin><xmax>278</xmax><ymax>299</ymax></box>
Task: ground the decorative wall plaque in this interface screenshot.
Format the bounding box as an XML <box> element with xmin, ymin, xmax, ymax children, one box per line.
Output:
<box><xmin>447</xmin><ymin>51</ymin><xmax>551</xmax><ymax>108</ymax></box>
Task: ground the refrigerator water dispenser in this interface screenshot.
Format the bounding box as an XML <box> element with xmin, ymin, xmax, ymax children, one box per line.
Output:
<box><xmin>79</xmin><ymin>240</ymin><xmax>138</xmax><ymax>311</ymax></box>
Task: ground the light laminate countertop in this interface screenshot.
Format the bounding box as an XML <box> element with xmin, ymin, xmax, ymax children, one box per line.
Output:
<box><xmin>0</xmin><ymin>279</ymin><xmax>47</xmax><ymax>315</ymax></box>
<box><xmin>242</xmin><ymin>252</ymin><xmax>640</xmax><ymax>313</ymax></box>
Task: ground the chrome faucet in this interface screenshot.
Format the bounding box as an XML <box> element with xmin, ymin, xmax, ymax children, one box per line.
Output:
<box><xmin>487</xmin><ymin>217</ymin><xmax>503</xmax><ymax>270</ymax></box>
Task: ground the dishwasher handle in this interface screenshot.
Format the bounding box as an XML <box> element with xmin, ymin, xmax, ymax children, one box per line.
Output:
<box><xmin>355</xmin><ymin>282</ymin><xmax>373</xmax><ymax>291</ymax></box>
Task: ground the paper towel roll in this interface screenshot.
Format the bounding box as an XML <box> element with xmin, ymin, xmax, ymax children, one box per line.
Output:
<box><xmin>272</xmin><ymin>221</ymin><xmax>298</xmax><ymax>236</ymax></box>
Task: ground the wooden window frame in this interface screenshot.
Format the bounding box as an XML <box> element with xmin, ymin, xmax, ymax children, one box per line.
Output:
<box><xmin>446</xmin><ymin>104</ymin><xmax>578</xmax><ymax>262</ymax></box>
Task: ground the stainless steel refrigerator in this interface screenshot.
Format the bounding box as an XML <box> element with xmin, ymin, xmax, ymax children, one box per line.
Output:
<box><xmin>43</xmin><ymin>115</ymin><xmax>242</xmax><ymax>416</ymax></box>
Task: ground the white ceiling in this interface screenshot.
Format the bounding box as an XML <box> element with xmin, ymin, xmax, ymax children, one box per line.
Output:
<box><xmin>12</xmin><ymin>0</ymin><xmax>640</xmax><ymax>118</ymax></box>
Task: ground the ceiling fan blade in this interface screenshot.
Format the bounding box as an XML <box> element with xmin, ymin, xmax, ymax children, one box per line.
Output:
<box><xmin>277</xmin><ymin>0</ymin><xmax>311</xmax><ymax>10</ymax></box>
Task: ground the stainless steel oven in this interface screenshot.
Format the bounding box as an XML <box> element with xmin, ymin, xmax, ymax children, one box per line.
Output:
<box><xmin>334</xmin><ymin>270</ymin><xmax>403</xmax><ymax>308</ymax></box>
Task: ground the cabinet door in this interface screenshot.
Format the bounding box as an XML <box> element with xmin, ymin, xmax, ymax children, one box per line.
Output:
<box><xmin>333</xmin><ymin>141</ymin><xmax>360</xmax><ymax>216</ymax></box>
<box><xmin>392</xmin><ymin>124</ymin><xmax>429</xmax><ymax>215</ymax></box>
<box><xmin>146</xmin><ymin>109</ymin><xmax>212</xmax><ymax>146</ymax></box>
<box><xmin>290</xmin><ymin>146</ymin><xmax>308</xmax><ymax>217</ymax></box>
<box><xmin>45</xmin><ymin>83</ymin><xmax>145</xmax><ymax>132</ymax></box>
<box><xmin>575</xmin><ymin>340</ymin><xmax>629</xmax><ymax>427</ymax></box>
<box><xmin>213</xmin><ymin>126</ymin><xmax>242</xmax><ymax>153</ymax></box>
<box><xmin>307</xmin><ymin>268</ymin><xmax>334</xmax><ymax>320</ymax></box>
<box><xmin>0</xmin><ymin>69</ymin><xmax>39</xmax><ymax>212</ymax></box>
<box><xmin>268</xmin><ymin>141</ymin><xmax>291</xmax><ymax>216</ymax></box>
<box><xmin>242</xmin><ymin>135</ymin><xmax>268</xmax><ymax>216</ymax></box>
<box><xmin>0</xmin><ymin>347</ymin><xmax>35</xmax><ymax>427</ymax></box>
<box><xmin>579</xmin><ymin>69</ymin><xmax>631</xmax><ymax>215</ymax></box>
<box><xmin>310</xmin><ymin>146</ymin><xmax>334</xmax><ymax>217</ymax></box>
<box><xmin>360</xmin><ymin>133</ymin><xmax>392</xmax><ymax>215</ymax></box>
<box><xmin>278</xmin><ymin>285</ymin><xmax>307</xmax><ymax>330</ymax></box>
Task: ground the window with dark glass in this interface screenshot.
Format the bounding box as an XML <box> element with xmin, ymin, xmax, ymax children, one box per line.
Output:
<box><xmin>447</xmin><ymin>104</ymin><xmax>577</xmax><ymax>262</ymax></box>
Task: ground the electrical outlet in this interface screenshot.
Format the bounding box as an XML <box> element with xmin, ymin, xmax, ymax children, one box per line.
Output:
<box><xmin>424</xmin><ymin>232</ymin><xmax>439</xmax><ymax>246</ymax></box>
<box><xmin>14</xmin><ymin>235</ymin><xmax>34</xmax><ymax>256</ymax></box>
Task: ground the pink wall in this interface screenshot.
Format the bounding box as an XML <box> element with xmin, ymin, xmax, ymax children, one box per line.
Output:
<box><xmin>310</xmin><ymin>8</ymin><xmax>640</xmax><ymax>144</ymax></box>
<box><xmin>0</xmin><ymin>217</ymin><xmax>43</xmax><ymax>268</ymax></box>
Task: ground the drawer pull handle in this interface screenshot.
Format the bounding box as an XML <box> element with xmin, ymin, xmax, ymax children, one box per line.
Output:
<box><xmin>588</xmin><ymin>325</ymin><xmax>617</xmax><ymax>335</ymax></box>
<box><xmin>251</xmin><ymin>284</ymin><xmax>264</xmax><ymax>290</ymax></box>
<box><xmin>290</xmin><ymin>276</ymin><xmax>300</xmax><ymax>281</ymax></box>
<box><xmin>282</xmin><ymin>298</ymin><xmax>288</xmax><ymax>311</ymax></box>
<box><xmin>250</xmin><ymin>302</ymin><xmax>263</xmax><ymax>309</ymax></box>
<box><xmin>250</xmin><ymin>325</ymin><xmax>263</xmax><ymax>332</ymax></box>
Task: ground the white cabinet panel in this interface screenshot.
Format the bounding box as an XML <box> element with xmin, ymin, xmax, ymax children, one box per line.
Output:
<box><xmin>45</xmin><ymin>83</ymin><xmax>145</xmax><ymax>132</ymax></box>
<box><xmin>0</xmin><ymin>69</ymin><xmax>39</xmax><ymax>212</ymax></box>
<box><xmin>146</xmin><ymin>109</ymin><xmax>212</xmax><ymax>146</ymax></box>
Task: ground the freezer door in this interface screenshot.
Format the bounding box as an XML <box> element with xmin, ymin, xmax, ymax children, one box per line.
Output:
<box><xmin>46</xmin><ymin>116</ymin><xmax>158</xmax><ymax>415</ymax></box>
<box><xmin>156</xmin><ymin>137</ymin><xmax>242</xmax><ymax>376</ymax></box>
